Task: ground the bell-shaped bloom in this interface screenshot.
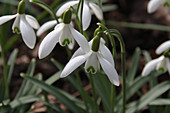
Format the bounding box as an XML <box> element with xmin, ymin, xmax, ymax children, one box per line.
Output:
<box><xmin>38</xmin><ymin>22</ymin><xmax>89</xmax><ymax>59</ymax></box>
<box><xmin>142</xmin><ymin>56</ymin><xmax>170</xmax><ymax>76</ymax></box>
<box><xmin>60</xmin><ymin>38</ymin><xmax>120</xmax><ymax>86</ymax></box>
<box><xmin>0</xmin><ymin>13</ymin><xmax>40</xmax><ymax>49</ymax></box>
<box><xmin>156</xmin><ymin>40</ymin><xmax>170</xmax><ymax>54</ymax></box>
<box><xmin>147</xmin><ymin>0</ymin><xmax>169</xmax><ymax>13</ymax></box>
<box><xmin>56</xmin><ymin>0</ymin><xmax>103</xmax><ymax>30</ymax></box>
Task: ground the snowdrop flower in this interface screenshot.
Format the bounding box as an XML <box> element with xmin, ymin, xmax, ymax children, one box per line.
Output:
<box><xmin>38</xmin><ymin>9</ymin><xmax>89</xmax><ymax>59</ymax></box>
<box><xmin>156</xmin><ymin>40</ymin><xmax>170</xmax><ymax>54</ymax></box>
<box><xmin>60</xmin><ymin>37</ymin><xmax>120</xmax><ymax>86</ymax></box>
<box><xmin>0</xmin><ymin>0</ymin><xmax>39</xmax><ymax>49</ymax></box>
<box><xmin>56</xmin><ymin>0</ymin><xmax>103</xmax><ymax>30</ymax></box>
<box><xmin>142</xmin><ymin>56</ymin><xmax>170</xmax><ymax>76</ymax></box>
<box><xmin>147</xmin><ymin>0</ymin><xmax>170</xmax><ymax>13</ymax></box>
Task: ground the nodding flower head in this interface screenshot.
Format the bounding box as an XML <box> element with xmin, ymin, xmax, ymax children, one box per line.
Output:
<box><xmin>60</xmin><ymin>38</ymin><xmax>120</xmax><ymax>86</ymax></box>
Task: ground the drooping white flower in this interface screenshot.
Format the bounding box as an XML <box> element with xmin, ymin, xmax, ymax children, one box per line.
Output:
<box><xmin>60</xmin><ymin>38</ymin><xmax>120</xmax><ymax>86</ymax></box>
<box><xmin>0</xmin><ymin>13</ymin><xmax>39</xmax><ymax>49</ymax></box>
<box><xmin>156</xmin><ymin>40</ymin><xmax>170</xmax><ymax>54</ymax></box>
<box><xmin>142</xmin><ymin>56</ymin><xmax>170</xmax><ymax>76</ymax></box>
<box><xmin>38</xmin><ymin>22</ymin><xmax>89</xmax><ymax>59</ymax></box>
<box><xmin>147</xmin><ymin>0</ymin><xmax>169</xmax><ymax>13</ymax></box>
<box><xmin>56</xmin><ymin>0</ymin><xmax>103</xmax><ymax>30</ymax></box>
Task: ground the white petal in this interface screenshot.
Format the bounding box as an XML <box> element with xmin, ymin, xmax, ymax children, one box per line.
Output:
<box><xmin>147</xmin><ymin>0</ymin><xmax>163</xmax><ymax>13</ymax></box>
<box><xmin>68</xmin><ymin>38</ymin><xmax>75</xmax><ymax>50</ymax></box>
<box><xmin>85</xmin><ymin>52</ymin><xmax>100</xmax><ymax>74</ymax></box>
<box><xmin>60</xmin><ymin>51</ymin><xmax>92</xmax><ymax>78</ymax></box>
<box><xmin>19</xmin><ymin>15</ymin><xmax>36</xmax><ymax>49</ymax></box>
<box><xmin>99</xmin><ymin>38</ymin><xmax>115</xmax><ymax>67</ymax></box>
<box><xmin>81</xmin><ymin>2</ymin><xmax>91</xmax><ymax>30</ymax></box>
<box><xmin>89</xmin><ymin>2</ymin><xmax>103</xmax><ymax>20</ymax></box>
<box><xmin>71</xmin><ymin>47</ymin><xmax>85</xmax><ymax>59</ymax></box>
<box><xmin>38</xmin><ymin>24</ymin><xmax>64</xmax><ymax>59</ymax></box>
<box><xmin>59</xmin><ymin>24</ymin><xmax>73</xmax><ymax>46</ymax></box>
<box><xmin>25</xmin><ymin>15</ymin><xmax>40</xmax><ymax>29</ymax></box>
<box><xmin>70</xmin><ymin>25</ymin><xmax>90</xmax><ymax>53</ymax></box>
<box><xmin>12</xmin><ymin>15</ymin><xmax>20</xmax><ymax>33</ymax></box>
<box><xmin>56</xmin><ymin>1</ymin><xmax>79</xmax><ymax>16</ymax></box>
<box><xmin>156</xmin><ymin>40</ymin><xmax>170</xmax><ymax>54</ymax></box>
<box><xmin>97</xmin><ymin>53</ymin><xmax>120</xmax><ymax>86</ymax></box>
<box><xmin>37</xmin><ymin>20</ymin><xmax>57</xmax><ymax>36</ymax></box>
<box><xmin>141</xmin><ymin>56</ymin><xmax>164</xmax><ymax>76</ymax></box>
<box><xmin>166</xmin><ymin>58</ymin><xmax>170</xmax><ymax>75</ymax></box>
<box><xmin>0</xmin><ymin>14</ymin><xmax>17</xmax><ymax>25</ymax></box>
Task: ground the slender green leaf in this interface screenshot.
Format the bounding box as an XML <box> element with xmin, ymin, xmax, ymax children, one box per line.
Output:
<box><xmin>149</xmin><ymin>99</ymin><xmax>170</xmax><ymax>105</ymax></box>
<box><xmin>7</xmin><ymin>48</ymin><xmax>18</xmax><ymax>83</ymax></box>
<box><xmin>115</xmin><ymin>71</ymin><xmax>163</xmax><ymax>112</ymax></box>
<box><xmin>21</xmin><ymin>74</ymin><xmax>85</xmax><ymax>113</ymax></box>
<box><xmin>127</xmin><ymin>47</ymin><xmax>141</xmax><ymax>85</ymax></box>
<box><xmin>106</xmin><ymin>21</ymin><xmax>170</xmax><ymax>32</ymax></box>
<box><xmin>126</xmin><ymin>81</ymin><xmax>170</xmax><ymax>113</ymax></box>
<box><xmin>15</xmin><ymin>59</ymin><xmax>36</xmax><ymax>98</ymax></box>
<box><xmin>10</xmin><ymin>95</ymin><xmax>40</xmax><ymax>108</ymax></box>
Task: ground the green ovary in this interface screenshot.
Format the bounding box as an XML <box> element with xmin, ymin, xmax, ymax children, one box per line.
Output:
<box><xmin>62</xmin><ymin>39</ymin><xmax>70</xmax><ymax>46</ymax></box>
<box><xmin>87</xmin><ymin>66</ymin><xmax>96</xmax><ymax>74</ymax></box>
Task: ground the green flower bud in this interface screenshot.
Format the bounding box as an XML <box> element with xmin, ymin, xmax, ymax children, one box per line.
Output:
<box><xmin>63</xmin><ymin>8</ymin><xmax>72</xmax><ymax>24</ymax></box>
<box><xmin>91</xmin><ymin>32</ymin><xmax>102</xmax><ymax>52</ymax></box>
<box><xmin>17</xmin><ymin>0</ymin><xmax>25</xmax><ymax>14</ymax></box>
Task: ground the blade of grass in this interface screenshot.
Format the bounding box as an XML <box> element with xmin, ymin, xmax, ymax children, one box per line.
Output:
<box><xmin>126</xmin><ymin>81</ymin><xmax>170</xmax><ymax>113</ymax></box>
<box><xmin>106</xmin><ymin>21</ymin><xmax>170</xmax><ymax>32</ymax></box>
<box><xmin>21</xmin><ymin>74</ymin><xmax>85</xmax><ymax>113</ymax></box>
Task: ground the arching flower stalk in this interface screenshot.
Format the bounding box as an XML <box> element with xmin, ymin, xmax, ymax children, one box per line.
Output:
<box><xmin>56</xmin><ymin>0</ymin><xmax>103</xmax><ymax>30</ymax></box>
<box><xmin>0</xmin><ymin>0</ymin><xmax>39</xmax><ymax>49</ymax></box>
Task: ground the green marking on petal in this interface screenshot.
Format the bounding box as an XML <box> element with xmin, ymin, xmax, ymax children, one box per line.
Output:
<box><xmin>86</xmin><ymin>66</ymin><xmax>96</xmax><ymax>74</ymax></box>
<box><xmin>158</xmin><ymin>67</ymin><xmax>165</xmax><ymax>72</ymax></box>
<box><xmin>13</xmin><ymin>27</ymin><xmax>20</xmax><ymax>34</ymax></box>
<box><xmin>62</xmin><ymin>39</ymin><xmax>70</xmax><ymax>46</ymax></box>
<box><xmin>163</xmin><ymin>2</ymin><xmax>170</xmax><ymax>7</ymax></box>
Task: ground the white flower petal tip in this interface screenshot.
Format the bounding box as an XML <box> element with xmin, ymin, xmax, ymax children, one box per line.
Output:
<box><xmin>97</xmin><ymin>53</ymin><xmax>120</xmax><ymax>86</ymax></box>
<box><xmin>0</xmin><ymin>14</ymin><xmax>17</xmax><ymax>25</ymax></box>
<box><xmin>141</xmin><ymin>56</ymin><xmax>164</xmax><ymax>76</ymax></box>
<box><xmin>26</xmin><ymin>15</ymin><xmax>40</xmax><ymax>29</ymax></box>
<box><xmin>37</xmin><ymin>20</ymin><xmax>57</xmax><ymax>37</ymax></box>
<box><xmin>156</xmin><ymin>40</ymin><xmax>170</xmax><ymax>54</ymax></box>
<box><xmin>20</xmin><ymin>15</ymin><xmax>36</xmax><ymax>49</ymax></box>
<box><xmin>81</xmin><ymin>2</ymin><xmax>91</xmax><ymax>31</ymax></box>
<box><xmin>60</xmin><ymin>52</ymin><xmax>92</xmax><ymax>78</ymax></box>
<box><xmin>89</xmin><ymin>2</ymin><xmax>103</xmax><ymax>20</ymax></box>
<box><xmin>56</xmin><ymin>1</ymin><xmax>79</xmax><ymax>16</ymax></box>
<box><xmin>147</xmin><ymin>0</ymin><xmax>163</xmax><ymax>13</ymax></box>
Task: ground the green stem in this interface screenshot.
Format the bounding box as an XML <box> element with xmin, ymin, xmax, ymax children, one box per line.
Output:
<box><xmin>75</xmin><ymin>73</ymin><xmax>90</xmax><ymax>113</ymax></box>
<box><xmin>30</xmin><ymin>0</ymin><xmax>59</xmax><ymax>23</ymax></box>
<box><xmin>77</xmin><ymin>0</ymin><xmax>84</xmax><ymax>33</ymax></box>
<box><xmin>0</xmin><ymin>41</ymin><xmax>9</xmax><ymax>100</ymax></box>
<box><xmin>89</xmin><ymin>74</ymin><xmax>99</xmax><ymax>113</ymax></box>
<box><xmin>65</xmin><ymin>47</ymin><xmax>90</xmax><ymax>113</ymax></box>
<box><xmin>111</xmin><ymin>30</ymin><xmax>126</xmax><ymax>113</ymax></box>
